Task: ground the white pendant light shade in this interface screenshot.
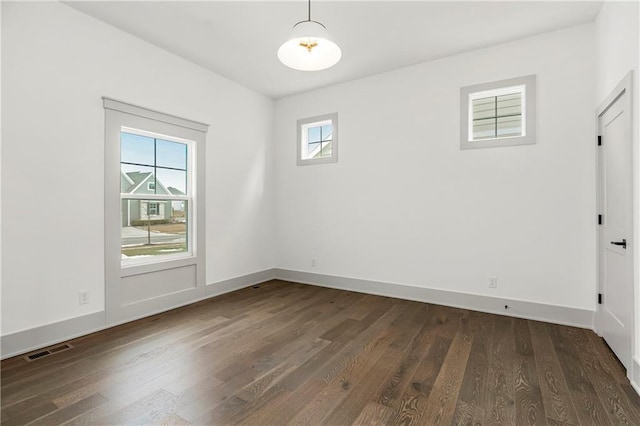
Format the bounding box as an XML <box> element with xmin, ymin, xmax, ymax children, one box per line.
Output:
<box><xmin>278</xmin><ymin>19</ymin><xmax>341</xmax><ymax>71</ymax></box>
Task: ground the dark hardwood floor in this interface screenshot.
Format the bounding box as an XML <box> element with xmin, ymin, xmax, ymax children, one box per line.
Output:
<box><xmin>2</xmin><ymin>280</ymin><xmax>640</xmax><ymax>425</ymax></box>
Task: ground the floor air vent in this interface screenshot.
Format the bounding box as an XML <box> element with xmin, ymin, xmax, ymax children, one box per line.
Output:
<box><xmin>23</xmin><ymin>343</ymin><xmax>73</xmax><ymax>362</ymax></box>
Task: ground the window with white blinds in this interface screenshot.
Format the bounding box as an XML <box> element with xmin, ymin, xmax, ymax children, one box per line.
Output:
<box><xmin>460</xmin><ymin>75</ymin><xmax>536</xmax><ymax>149</ymax></box>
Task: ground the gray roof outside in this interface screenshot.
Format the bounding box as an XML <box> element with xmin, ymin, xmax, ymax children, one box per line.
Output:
<box><xmin>167</xmin><ymin>186</ymin><xmax>186</xmax><ymax>196</ymax></box>
<box><xmin>123</xmin><ymin>171</ymin><xmax>151</xmax><ymax>193</ymax></box>
<box><xmin>122</xmin><ymin>171</ymin><xmax>173</xmax><ymax>195</ymax></box>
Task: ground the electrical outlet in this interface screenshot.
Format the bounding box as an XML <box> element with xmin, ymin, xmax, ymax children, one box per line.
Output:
<box><xmin>488</xmin><ymin>276</ymin><xmax>498</xmax><ymax>288</ymax></box>
<box><xmin>79</xmin><ymin>290</ymin><xmax>90</xmax><ymax>305</ymax></box>
<box><xmin>311</xmin><ymin>258</ymin><xmax>317</xmax><ymax>267</ymax></box>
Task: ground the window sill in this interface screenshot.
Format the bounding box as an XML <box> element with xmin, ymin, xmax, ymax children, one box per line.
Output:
<box><xmin>121</xmin><ymin>254</ymin><xmax>196</xmax><ymax>277</ymax></box>
<box><xmin>460</xmin><ymin>134</ymin><xmax>536</xmax><ymax>150</ymax></box>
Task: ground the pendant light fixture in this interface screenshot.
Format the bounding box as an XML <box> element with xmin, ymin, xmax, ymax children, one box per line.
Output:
<box><xmin>277</xmin><ymin>0</ymin><xmax>342</xmax><ymax>71</ymax></box>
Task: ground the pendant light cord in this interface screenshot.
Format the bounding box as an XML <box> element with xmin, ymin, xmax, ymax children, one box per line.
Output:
<box><xmin>293</xmin><ymin>0</ymin><xmax>326</xmax><ymax>29</ymax></box>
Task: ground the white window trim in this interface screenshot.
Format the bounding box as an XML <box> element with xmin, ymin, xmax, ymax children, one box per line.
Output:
<box><xmin>460</xmin><ymin>74</ymin><xmax>536</xmax><ymax>150</ymax></box>
<box><xmin>147</xmin><ymin>181</ymin><xmax>156</xmax><ymax>191</ymax></box>
<box><xmin>104</xmin><ymin>97</ymin><xmax>208</xmax><ymax>325</ymax></box>
<box><xmin>297</xmin><ymin>112</ymin><xmax>339</xmax><ymax>165</ymax></box>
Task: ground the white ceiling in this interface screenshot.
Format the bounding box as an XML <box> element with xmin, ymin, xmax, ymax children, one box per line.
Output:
<box><xmin>67</xmin><ymin>1</ymin><xmax>603</xmax><ymax>99</ymax></box>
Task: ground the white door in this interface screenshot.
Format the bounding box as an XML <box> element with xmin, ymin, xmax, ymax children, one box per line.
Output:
<box><xmin>596</xmin><ymin>73</ymin><xmax>634</xmax><ymax>371</ymax></box>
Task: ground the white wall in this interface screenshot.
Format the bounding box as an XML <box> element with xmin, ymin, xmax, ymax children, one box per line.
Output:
<box><xmin>1</xmin><ymin>2</ymin><xmax>274</xmax><ymax>335</ymax></box>
<box><xmin>595</xmin><ymin>1</ymin><xmax>640</xmax><ymax>104</ymax></box>
<box><xmin>0</xmin><ymin>2</ymin><xmax>614</xmax><ymax>343</ymax></box>
<box><xmin>595</xmin><ymin>0</ymin><xmax>640</xmax><ymax>367</ymax></box>
<box><xmin>274</xmin><ymin>24</ymin><xmax>597</xmax><ymax>311</ymax></box>
<box><xmin>0</xmin><ymin>1</ymin><xmax>3</xmax><ymax>339</ymax></box>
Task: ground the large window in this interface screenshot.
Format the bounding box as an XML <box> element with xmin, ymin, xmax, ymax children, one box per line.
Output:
<box><xmin>120</xmin><ymin>129</ymin><xmax>192</xmax><ymax>263</ymax></box>
<box><xmin>297</xmin><ymin>113</ymin><xmax>339</xmax><ymax>165</ymax></box>
<box><xmin>104</xmin><ymin>98</ymin><xmax>207</xmax><ymax>324</ymax></box>
<box><xmin>460</xmin><ymin>75</ymin><xmax>536</xmax><ymax>149</ymax></box>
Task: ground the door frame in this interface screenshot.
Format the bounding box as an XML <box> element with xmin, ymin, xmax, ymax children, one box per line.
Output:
<box><xmin>595</xmin><ymin>71</ymin><xmax>635</xmax><ymax>378</ymax></box>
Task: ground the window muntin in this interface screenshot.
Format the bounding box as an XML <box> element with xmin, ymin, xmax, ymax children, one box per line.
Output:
<box><xmin>460</xmin><ymin>75</ymin><xmax>536</xmax><ymax>150</ymax></box>
<box><xmin>120</xmin><ymin>128</ymin><xmax>192</xmax><ymax>264</ymax></box>
<box><xmin>302</xmin><ymin>120</ymin><xmax>333</xmax><ymax>160</ymax></box>
<box><xmin>297</xmin><ymin>113</ymin><xmax>338</xmax><ymax>165</ymax></box>
<box><xmin>120</xmin><ymin>132</ymin><xmax>187</xmax><ymax>194</ymax></box>
<box><xmin>147</xmin><ymin>202</ymin><xmax>159</xmax><ymax>216</ymax></box>
<box><xmin>469</xmin><ymin>86</ymin><xmax>525</xmax><ymax>141</ymax></box>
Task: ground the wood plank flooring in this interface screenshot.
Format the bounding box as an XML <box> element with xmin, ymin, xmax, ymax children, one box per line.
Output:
<box><xmin>2</xmin><ymin>280</ymin><xmax>639</xmax><ymax>425</ymax></box>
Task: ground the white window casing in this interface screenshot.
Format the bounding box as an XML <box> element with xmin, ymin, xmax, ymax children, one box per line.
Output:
<box><xmin>104</xmin><ymin>97</ymin><xmax>208</xmax><ymax>324</ymax></box>
<box><xmin>460</xmin><ymin>75</ymin><xmax>536</xmax><ymax>149</ymax></box>
<box><xmin>297</xmin><ymin>112</ymin><xmax>339</xmax><ymax>165</ymax></box>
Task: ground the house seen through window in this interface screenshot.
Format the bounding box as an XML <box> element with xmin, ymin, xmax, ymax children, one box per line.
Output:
<box><xmin>304</xmin><ymin>122</ymin><xmax>333</xmax><ymax>159</ymax></box>
<box><xmin>120</xmin><ymin>130</ymin><xmax>191</xmax><ymax>262</ymax></box>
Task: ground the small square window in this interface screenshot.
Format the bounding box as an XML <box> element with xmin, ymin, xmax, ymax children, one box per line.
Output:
<box><xmin>147</xmin><ymin>202</ymin><xmax>159</xmax><ymax>216</ymax></box>
<box><xmin>147</xmin><ymin>181</ymin><xmax>156</xmax><ymax>191</ymax></box>
<box><xmin>461</xmin><ymin>75</ymin><xmax>536</xmax><ymax>149</ymax></box>
<box><xmin>297</xmin><ymin>113</ymin><xmax>338</xmax><ymax>165</ymax></box>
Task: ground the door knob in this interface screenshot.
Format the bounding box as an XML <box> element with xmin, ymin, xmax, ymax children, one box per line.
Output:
<box><xmin>610</xmin><ymin>239</ymin><xmax>627</xmax><ymax>249</ymax></box>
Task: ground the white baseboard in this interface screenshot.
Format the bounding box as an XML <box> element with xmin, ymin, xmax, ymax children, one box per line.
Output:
<box><xmin>274</xmin><ymin>269</ymin><xmax>595</xmax><ymax>329</ymax></box>
<box><xmin>206</xmin><ymin>268</ymin><xmax>275</xmax><ymax>298</ymax></box>
<box><xmin>631</xmin><ymin>358</ymin><xmax>640</xmax><ymax>395</ymax></box>
<box><xmin>0</xmin><ymin>269</ymin><xmax>275</xmax><ymax>360</ymax></box>
<box><xmin>0</xmin><ymin>311</ymin><xmax>106</xmax><ymax>361</ymax></box>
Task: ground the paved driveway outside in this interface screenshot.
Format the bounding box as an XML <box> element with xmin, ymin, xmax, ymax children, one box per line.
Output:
<box><xmin>121</xmin><ymin>226</ymin><xmax>185</xmax><ymax>245</ymax></box>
